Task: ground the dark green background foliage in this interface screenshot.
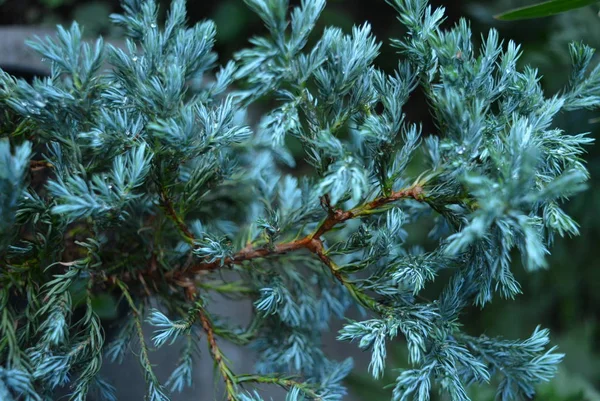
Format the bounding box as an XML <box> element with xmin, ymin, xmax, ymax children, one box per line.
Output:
<box><xmin>496</xmin><ymin>0</ymin><xmax>600</xmax><ymax>21</ymax></box>
<box><xmin>1</xmin><ymin>1</ymin><xmax>599</xmax><ymax>401</ymax></box>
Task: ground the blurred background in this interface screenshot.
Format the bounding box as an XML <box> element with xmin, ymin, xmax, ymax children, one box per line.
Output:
<box><xmin>1</xmin><ymin>0</ymin><xmax>599</xmax><ymax>400</ymax></box>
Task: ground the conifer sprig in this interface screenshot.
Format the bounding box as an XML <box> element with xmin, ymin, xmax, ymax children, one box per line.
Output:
<box><xmin>1</xmin><ymin>0</ymin><xmax>598</xmax><ymax>400</ymax></box>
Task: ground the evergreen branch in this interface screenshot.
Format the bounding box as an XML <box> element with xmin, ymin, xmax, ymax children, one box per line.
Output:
<box><xmin>165</xmin><ymin>332</ymin><xmax>196</xmax><ymax>393</ymax></box>
<box><xmin>311</xmin><ymin>248</ymin><xmax>383</xmax><ymax>312</ymax></box>
<box><xmin>116</xmin><ymin>280</ymin><xmax>169</xmax><ymax>401</ymax></box>
<box><xmin>183</xmin><ymin>184</ymin><xmax>425</xmax><ymax>274</ymax></box>
<box><xmin>159</xmin><ymin>186</ymin><xmax>195</xmax><ymax>245</ymax></box>
<box><xmin>211</xmin><ymin>316</ymin><xmax>263</xmax><ymax>346</ymax></box>
<box><xmin>68</xmin><ymin>279</ymin><xmax>105</xmax><ymax>401</ymax></box>
<box><xmin>311</xmin><ymin>185</ymin><xmax>425</xmax><ymax>239</ymax></box>
<box><xmin>119</xmin><ymin>184</ymin><xmax>424</xmax><ymax>315</ymax></box>
<box><xmin>2</xmin><ymin>0</ymin><xmax>592</xmax><ymax>398</ymax></box>
<box><xmin>196</xmin><ymin>302</ymin><xmax>239</xmax><ymax>401</ymax></box>
<box><xmin>182</xmin><ymin>286</ymin><xmax>239</xmax><ymax>400</ymax></box>
<box><xmin>235</xmin><ymin>374</ymin><xmax>322</xmax><ymax>400</ymax></box>
<box><xmin>197</xmin><ymin>280</ymin><xmax>258</xmax><ymax>294</ymax></box>
<box><xmin>0</xmin><ymin>291</ymin><xmax>18</xmax><ymax>365</ymax></box>
<box><xmin>173</xmin><ymin>185</ymin><xmax>423</xmax><ymax>311</ymax></box>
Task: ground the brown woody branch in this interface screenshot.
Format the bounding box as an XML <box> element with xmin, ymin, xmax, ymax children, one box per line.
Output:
<box><xmin>184</xmin><ymin>287</ymin><xmax>238</xmax><ymax>401</ymax></box>
<box><xmin>199</xmin><ymin>307</ymin><xmax>238</xmax><ymax>401</ymax></box>
<box><xmin>159</xmin><ymin>188</ymin><xmax>195</xmax><ymax>244</ymax></box>
<box><xmin>178</xmin><ymin>185</ymin><xmax>424</xmax><ymax>275</ymax></box>
<box><xmin>118</xmin><ymin>184</ymin><xmax>425</xmax><ymax>299</ymax></box>
<box><xmin>29</xmin><ymin>159</ymin><xmax>53</xmax><ymax>171</ymax></box>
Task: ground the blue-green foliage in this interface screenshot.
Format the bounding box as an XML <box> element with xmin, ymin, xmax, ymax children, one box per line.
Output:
<box><xmin>0</xmin><ymin>140</ymin><xmax>31</xmax><ymax>251</ymax></box>
<box><xmin>0</xmin><ymin>0</ymin><xmax>598</xmax><ymax>400</ymax></box>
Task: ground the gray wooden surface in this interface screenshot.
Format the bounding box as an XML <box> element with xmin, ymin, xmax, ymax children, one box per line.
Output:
<box><xmin>0</xmin><ymin>26</ymin><xmax>54</xmax><ymax>74</ymax></box>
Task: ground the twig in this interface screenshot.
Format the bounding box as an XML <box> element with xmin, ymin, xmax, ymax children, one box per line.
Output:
<box><xmin>159</xmin><ymin>187</ymin><xmax>195</xmax><ymax>245</ymax></box>
<box><xmin>235</xmin><ymin>374</ymin><xmax>323</xmax><ymax>400</ymax></box>
<box><xmin>115</xmin><ymin>184</ymin><xmax>426</xmax><ymax>308</ymax></box>
<box><xmin>184</xmin><ymin>288</ymin><xmax>239</xmax><ymax>401</ymax></box>
<box><xmin>116</xmin><ymin>279</ymin><xmax>167</xmax><ymax>399</ymax></box>
<box><xmin>199</xmin><ymin>307</ymin><xmax>239</xmax><ymax>400</ymax></box>
<box><xmin>182</xmin><ymin>184</ymin><xmax>425</xmax><ymax>274</ymax></box>
<box><xmin>29</xmin><ymin>160</ymin><xmax>53</xmax><ymax>171</ymax></box>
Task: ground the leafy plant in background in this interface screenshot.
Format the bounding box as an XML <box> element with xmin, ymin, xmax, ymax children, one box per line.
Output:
<box><xmin>1</xmin><ymin>0</ymin><xmax>600</xmax><ymax>401</ymax></box>
<box><xmin>496</xmin><ymin>0</ymin><xmax>599</xmax><ymax>20</ymax></box>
